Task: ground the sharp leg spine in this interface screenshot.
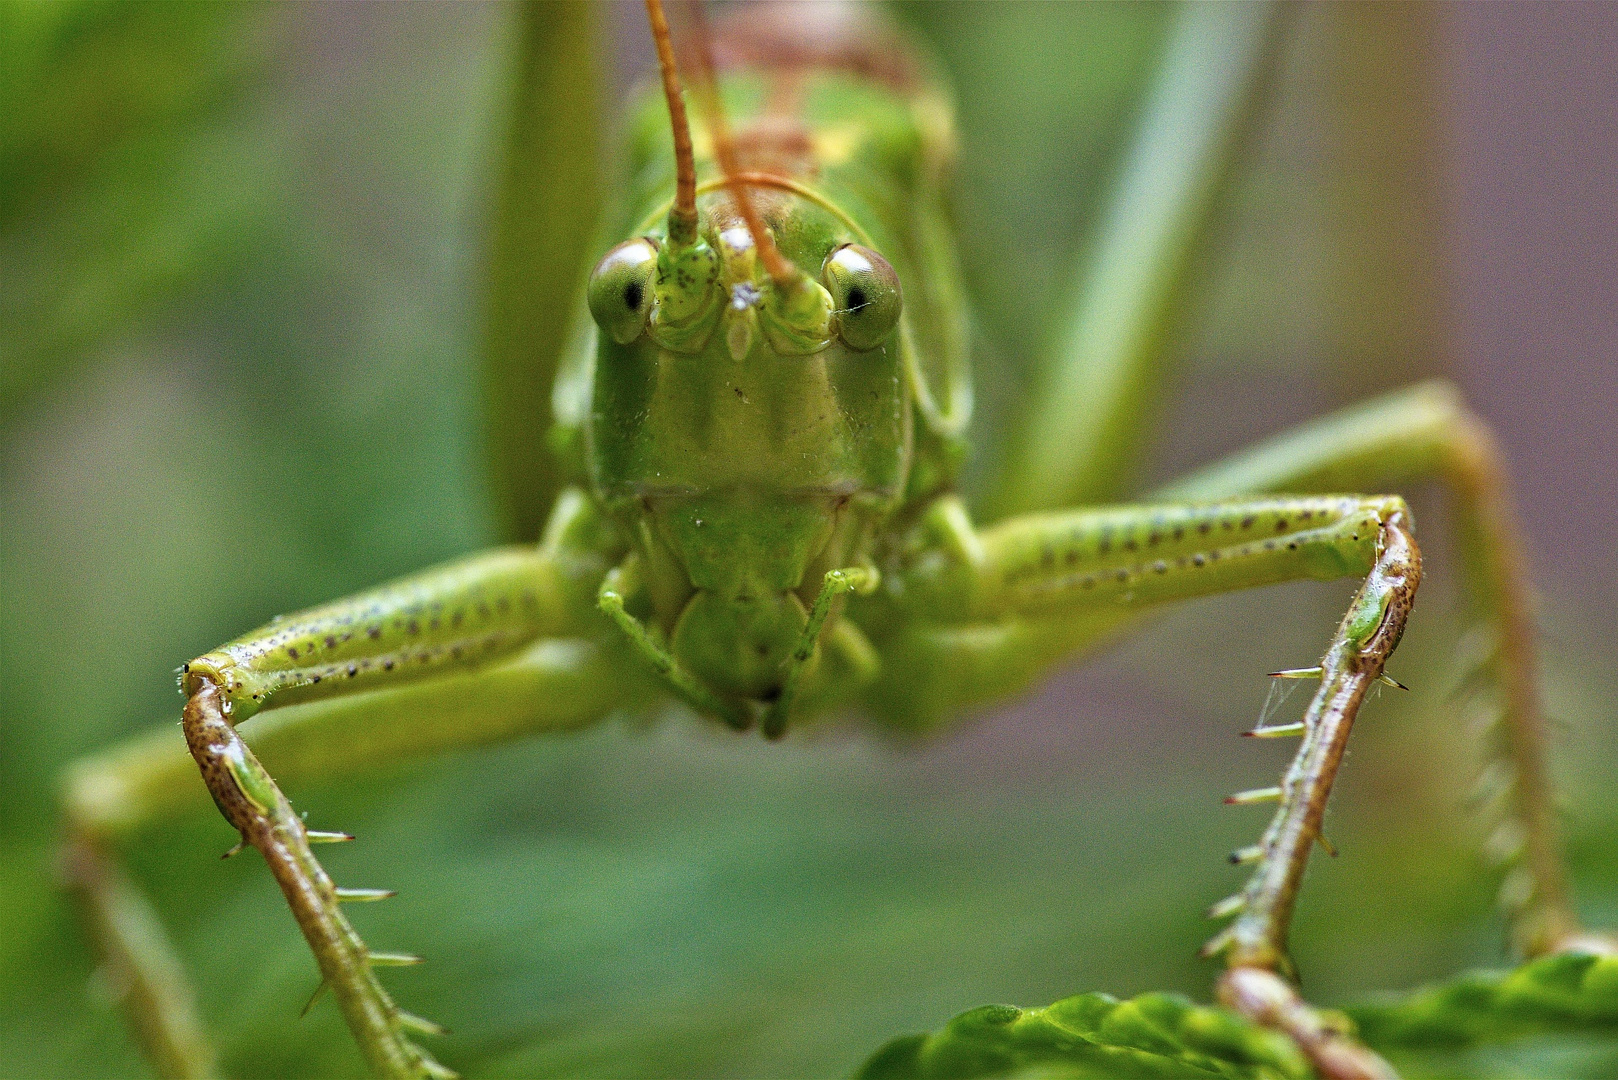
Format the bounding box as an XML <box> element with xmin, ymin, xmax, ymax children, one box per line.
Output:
<box><xmin>336</xmin><ymin>888</ymin><xmax>398</xmax><ymax>903</ymax></box>
<box><xmin>367</xmin><ymin>952</ymin><xmax>425</xmax><ymax>967</ymax></box>
<box><xmin>1242</xmin><ymin>722</ymin><xmax>1305</xmax><ymax>739</ymax></box>
<box><xmin>1225</xmin><ymin>787</ymin><xmax>1282</xmax><ymax>806</ymax></box>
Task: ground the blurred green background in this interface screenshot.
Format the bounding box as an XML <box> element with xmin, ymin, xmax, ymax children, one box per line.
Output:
<box><xmin>2</xmin><ymin>3</ymin><xmax>1614</xmax><ymax>1077</ymax></box>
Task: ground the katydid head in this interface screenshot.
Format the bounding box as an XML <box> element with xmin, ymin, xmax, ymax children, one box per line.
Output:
<box><xmin>613</xmin><ymin>0</ymin><xmax>901</xmax><ymax>363</ymax></box>
<box><xmin>583</xmin><ymin>194</ymin><xmax>911</xmax><ymax>712</ymax></box>
<box><xmin>576</xmin><ymin>0</ymin><xmax>914</xmax><ymax>717</ymax></box>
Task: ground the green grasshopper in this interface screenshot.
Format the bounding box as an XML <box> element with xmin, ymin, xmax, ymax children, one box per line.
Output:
<box><xmin>59</xmin><ymin>3</ymin><xmax>1611</xmax><ymax>1078</ymax></box>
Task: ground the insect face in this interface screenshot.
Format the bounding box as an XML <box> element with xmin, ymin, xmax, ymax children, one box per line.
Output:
<box><xmin>583</xmin><ymin>190</ymin><xmax>911</xmax><ymax>713</ymax></box>
<box><xmin>585</xmin><ymin>191</ymin><xmax>910</xmax><ymax>493</ymax></box>
<box><xmin>586</xmin><ymin>200</ymin><xmax>903</xmax><ymax>363</ymax></box>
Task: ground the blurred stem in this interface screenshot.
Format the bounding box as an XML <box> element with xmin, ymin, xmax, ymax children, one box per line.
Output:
<box><xmin>1322</xmin><ymin>1</ymin><xmax>1450</xmax><ymax>398</ymax></box>
<box><xmin>481</xmin><ymin>1</ymin><xmax>601</xmax><ymax>543</ymax></box>
<box><xmin>991</xmin><ymin>1</ymin><xmax>1288</xmax><ymax>516</ymax></box>
<box><xmin>61</xmin><ymin>837</ymin><xmax>218</xmax><ymax>1080</ymax></box>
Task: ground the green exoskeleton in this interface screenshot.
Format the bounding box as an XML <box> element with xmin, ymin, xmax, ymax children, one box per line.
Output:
<box><xmin>60</xmin><ymin>4</ymin><xmax>1612</xmax><ymax>1079</ymax></box>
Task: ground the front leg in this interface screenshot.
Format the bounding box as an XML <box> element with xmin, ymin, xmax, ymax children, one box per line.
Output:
<box><xmin>880</xmin><ymin>495</ymin><xmax>1418</xmax><ymax>1078</ymax></box>
<box><xmin>1156</xmin><ymin>379</ymin><xmax>1602</xmax><ymax>958</ymax></box>
<box><xmin>63</xmin><ymin>492</ymin><xmax>644</xmax><ymax>1078</ymax></box>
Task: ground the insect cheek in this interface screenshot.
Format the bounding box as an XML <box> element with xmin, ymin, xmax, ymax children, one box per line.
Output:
<box><xmin>822</xmin><ymin>244</ymin><xmax>902</xmax><ymax>352</ymax></box>
<box><xmin>587</xmin><ymin>238</ymin><xmax>659</xmax><ymax>345</ymax></box>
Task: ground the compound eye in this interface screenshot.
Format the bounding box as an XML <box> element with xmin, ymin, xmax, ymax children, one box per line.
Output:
<box><xmin>823</xmin><ymin>244</ymin><xmax>901</xmax><ymax>351</ymax></box>
<box><xmin>587</xmin><ymin>238</ymin><xmax>658</xmax><ymax>344</ymax></box>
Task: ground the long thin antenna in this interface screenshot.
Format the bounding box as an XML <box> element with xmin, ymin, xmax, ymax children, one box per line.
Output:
<box><xmin>645</xmin><ymin>0</ymin><xmax>698</xmax><ymax>244</ymax></box>
<box><xmin>684</xmin><ymin>0</ymin><xmax>801</xmax><ymax>286</ymax></box>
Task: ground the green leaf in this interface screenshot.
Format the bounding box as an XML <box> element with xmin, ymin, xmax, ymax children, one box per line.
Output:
<box><xmin>1347</xmin><ymin>951</ymin><xmax>1618</xmax><ymax>1049</ymax></box>
<box><xmin>854</xmin><ymin>992</ymin><xmax>1311</xmax><ymax>1080</ymax></box>
<box><xmin>859</xmin><ymin>954</ymin><xmax>1618</xmax><ymax>1080</ymax></box>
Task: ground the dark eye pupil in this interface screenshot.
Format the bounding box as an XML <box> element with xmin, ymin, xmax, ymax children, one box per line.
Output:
<box><xmin>846</xmin><ymin>286</ymin><xmax>868</xmax><ymax>312</ymax></box>
<box><xmin>623</xmin><ymin>281</ymin><xmax>644</xmax><ymax>311</ymax></box>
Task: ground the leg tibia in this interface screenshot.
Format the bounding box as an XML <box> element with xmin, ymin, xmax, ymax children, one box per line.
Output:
<box><xmin>1204</xmin><ymin>511</ymin><xmax>1420</xmax><ymax>972</ymax></box>
<box><xmin>183</xmin><ymin>681</ymin><xmax>445</xmax><ymax>1079</ymax></box>
<box><xmin>64</xmin><ymin>636</ymin><xmax>632</xmax><ymax>1080</ymax></box>
<box><xmin>885</xmin><ymin>494</ymin><xmax>1422</xmax><ymax>974</ymax></box>
<box><xmin>877</xmin><ymin>494</ymin><xmax>1420</xmax><ymax>1079</ymax></box>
